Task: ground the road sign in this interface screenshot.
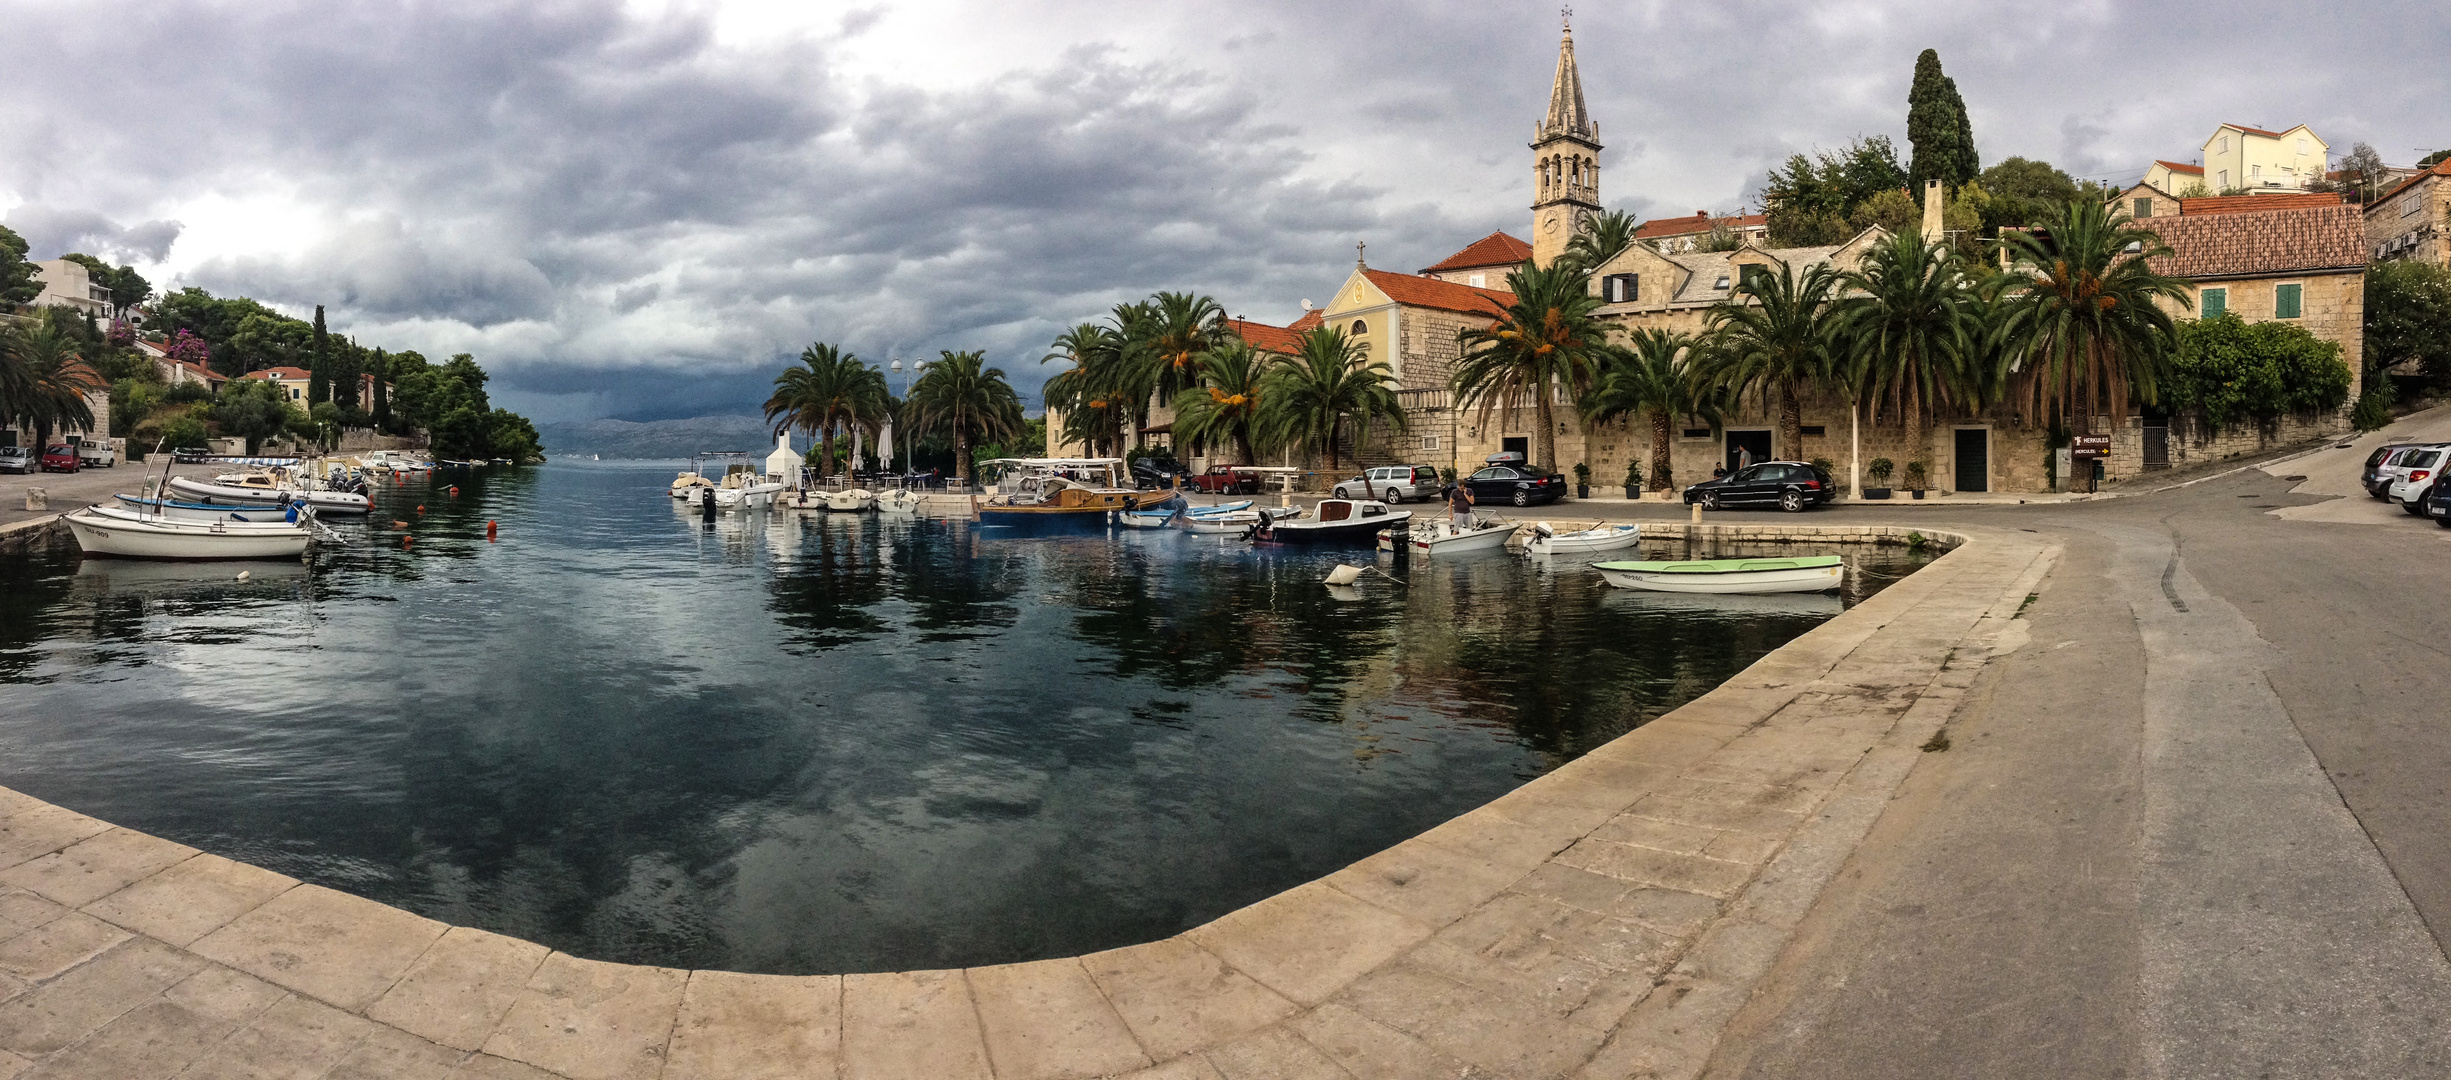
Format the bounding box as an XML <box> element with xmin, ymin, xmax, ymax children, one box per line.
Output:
<box><xmin>2071</xmin><ymin>435</ymin><xmax>2111</xmax><ymax>460</ymax></box>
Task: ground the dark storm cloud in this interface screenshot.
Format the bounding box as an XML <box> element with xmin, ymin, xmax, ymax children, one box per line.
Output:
<box><xmin>4</xmin><ymin>0</ymin><xmax>2446</xmax><ymax>422</ymax></box>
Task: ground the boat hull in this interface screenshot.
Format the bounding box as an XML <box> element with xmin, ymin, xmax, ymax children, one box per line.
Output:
<box><xmin>64</xmin><ymin>511</ymin><xmax>311</xmax><ymax>560</ymax></box>
<box><xmin>1593</xmin><ymin>557</ymin><xmax>1843</xmax><ymax>594</ymax></box>
<box><xmin>825</xmin><ymin>490</ymin><xmax>876</xmax><ymax>512</ymax></box>
<box><xmin>1255</xmin><ymin>512</ymin><xmax>1411</xmax><ymax>545</ymax></box>
<box><xmin>166</xmin><ymin>477</ymin><xmax>370</xmax><ymax>515</ymax></box>
<box><xmin>114</xmin><ymin>495</ymin><xmax>301</xmax><ymax>524</ymax></box>
<box><xmin>1183</xmin><ymin>511</ymin><xmax>1261</xmax><ymax>534</ymax></box>
<box><xmin>1526</xmin><ymin>523</ymin><xmax>1641</xmax><ymax>555</ymax></box>
<box><xmin>1408</xmin><ymin>521</ymin><xmax>1516</xmax><ymax>553</ymax></box>
<box><xmin>876</xmin><ymin>489</ymin><xmax>920</xmax><ymax>514</ymax></box>
<box><xmin>975</xmin><ymin>505</ymin><xmax>1118</xmax><ymax>536</ymax></box>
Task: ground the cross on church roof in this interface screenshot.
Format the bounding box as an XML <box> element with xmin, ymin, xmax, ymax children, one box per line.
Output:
<box><xmin>1356</xmin><ymin>240</ymin><xmax>1367</xmax><ymax>268</ymax></box>
<box><xmin>1561</xmin><ymin>6</ymin><xmax>1572</xmax><ymax>29</ymax></box>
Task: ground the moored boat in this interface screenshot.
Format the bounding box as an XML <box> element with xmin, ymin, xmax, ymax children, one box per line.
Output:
<box><xmin>1524</xmin><ymin>522</ymin><xmax>1640</xmax><ymax>555</ymax></box>
<box><xmin>1118</xmin><ymin>506</ymin><xmax>1178</xmax><ymax>529</ymax></box>
<box><xmin>1407</xmin><ymin>515</ymin><xmax>1517</xmax><ymax>554</ymax></box>
<box><xmin>166</xmin><ymin>475</ymin><xmax>370</xmax><ymax>515</ymax></box>
<box><xmin>63</xmin><ymin>507</ymin><xmax>312</xmax><ymax>560</ymax></box>
<box><xmin>1592</xmin><ymin>555</ymin><xmax>1844</xmax><ymax>594</ymax></box>
<box><xmin>1251</xmin><ymin>499</ymin><xmax>1409</xmax><ymax>545</ymax></box>
<box><xmin>976</xmin><ymin>459</ymin><xmax>1150</xmax><ymax>536</ymax></box>
<box><xmin>113</xmin><ymin>495</ymin><xmax>310</xmax><ymax>524</ymax></box>
<box><xmin>1184</xmin><ymin>508</ymin><xmax>1266</xmax><ymax>534</ymax></box>
<box><xmin>825</xmin><ymin>488</ymin><xmax>876</xmax><ymax>512</ymax></box>
<box><xmin>876</xmin><ymin>489</ymin><xmax>921</xmax><ymax>514</ymax></box>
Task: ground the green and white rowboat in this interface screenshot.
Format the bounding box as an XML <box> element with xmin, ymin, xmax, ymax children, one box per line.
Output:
<box><xmin>1593</xmin><ymin>555</ymin><xmax>1843</xmax><ymax>594</ymax></box>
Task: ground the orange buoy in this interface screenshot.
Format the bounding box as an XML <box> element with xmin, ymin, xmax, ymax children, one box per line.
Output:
<box><xmin>448</xmin><ymin>485</ymin><xmax>459</xmax><ymax>496</ymax></box>
<box><xmin>486</xmin><ymin>519</ymin><xmax>497</xmax><ymax>542</ymax></box>
<box><xmin>402</xmin><ymin>535</ymin><xmax>414</xmax><ymax>549</ymax></box>
<box><xmin>416</xmin><ymin>505</ymin><xmax>425</xmax><ymax>514</ymax></box>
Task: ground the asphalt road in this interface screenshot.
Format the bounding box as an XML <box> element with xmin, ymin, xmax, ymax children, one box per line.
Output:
<box><xmin>1685</xmin><ymin>415</ymin><xmax>2451</xmax><ymax>1079</ymax></box>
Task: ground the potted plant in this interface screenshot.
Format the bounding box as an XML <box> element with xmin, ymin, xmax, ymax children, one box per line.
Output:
<box><xmin>1623</xmin><ymin>459</ymin><xmax>1642</xmax><ymax>500</ymax></box>
<box><xmin>1904</xmin><ymin>460</ymin><xmax>1927</xmax><ymax>499</ymax></box>
<box><xmin>1864</xmin><ymin>457</ymin><xmax>1894</xmax><ymax>499</ymax></box>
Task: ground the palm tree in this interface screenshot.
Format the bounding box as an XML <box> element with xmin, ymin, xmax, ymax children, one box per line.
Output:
<box><xmin>3</xmin><ymin>321</ymin><xmax>101</xmax><ymax>451</ymax></box>
<box><xmin>1996</xmin><ymin>200</ymin><xmax>2191</xmax><ymax>477</ymax></box>
<box><xmin>1102</xmin><ymin>301</ymin><xmax>1165</xmax><ymax>449</ymax></box>
<box><xmin>764</xmin><ymin>342</ymin><xmax>889</xmax><ymax>477</ymax></box>
<box><xmin>1562</xmin><ymin>209</ymin><xmax>1640</xmax><ymax>273</ymax></box>
<box><xmin>906</xmin><ymin>349</ymin><xmax>1023</xmax><ymax>484</ymax></box>
<box><xmin>1256</xmin><ymin>326</ymin><xmax>1403</xmax><ymax>471</ymax></box>
<box><xmin>1453</xmin><ymin>259</ymin><xmax>1618</xmax><ymax>471</ymax></box>
<box><xmin>1830</xmin><ymin>231</ymin><xmax>1991</xmax><ymax>496</ymax></box>
<box><xmin>1042</xmin><ymin>323</ymin><xmax>1127</xmax><ymax>456</ymax></box>
<box><xmin>1696</xmin><ymin>261</ymin><xmax>1841</xmax><ymax>460</ymax></box>
<box><xmin>1140</xmin><ymin>291</ymin><xmax>1227</xmax><ymax>402</ymax></box>
<box><xmin>1168</xmin><ymin>339</ymin><xmax>1269</xmax><ymax>465</ymax></box>
<box><xmin>1581</xmin><ymin>328</ymin><xmax>1723</xmax><ymax>493</ymax></box>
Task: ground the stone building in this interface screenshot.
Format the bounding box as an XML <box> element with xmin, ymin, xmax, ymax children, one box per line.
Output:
<box><xmin>2364</xmin><ymin>158</ymin><xmax>2451</xmax><ymax>267</ymax></box>
<box><xmin>1636</xmin><ymin>212</ymin><xmax>1769</xmax><ymax>254</ymax></box>
<box><xmin>1418</xmin><ymin>233</ymin><xmax>1530</xmax><ymax>289</ymax></box>
<box><xmin>2109</xmin><ymin>181</ymin><xmax>2183</xmax><ymax>221</ymax></box>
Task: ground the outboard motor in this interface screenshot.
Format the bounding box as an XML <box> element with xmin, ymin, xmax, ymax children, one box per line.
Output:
<box><xmin>699</xmin><ymin>486</ymin><xmax>717</xmax><ymax>522</ymax></box>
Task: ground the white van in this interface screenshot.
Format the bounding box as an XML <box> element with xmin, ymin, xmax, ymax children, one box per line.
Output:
<box><xmin>76</xmin><ymin>441</ymin><xmax>116</xmax><ymax>468</ymax></box>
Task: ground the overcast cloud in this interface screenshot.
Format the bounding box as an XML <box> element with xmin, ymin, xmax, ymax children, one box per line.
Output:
<box><xmin>3</xmin><ymin>0</ymin><xmax>2444</xmax><ymax>421</ymax></box>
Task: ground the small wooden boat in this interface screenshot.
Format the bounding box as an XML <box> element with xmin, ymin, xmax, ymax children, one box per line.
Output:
<box><xmin>1252</xmin><ymin>499</ymin><xmax>1409</xmax><ymax>545</ymax></box>
<box><xmin>876</xmin><ymin>489</ymin><xmax>921</xmax><ymax>514</ymax></box>
<box><xmin>826</xmin><ymin>488</ymin><xmax>876</xmax><ymax>512</ymax></box>
<box><xmin>1593</xmin><ymin>555</ymin><xmax>1844</xmax><ymax>594</ymax></box>
<box><xmin>63</xmin><ymin>507</ymin><xmax>312</xmax><ymax>560</ymax></box>
<box><xmin>976</xmin><ymin>459</ymin><xmax>1148</xmax><ymax>536</ymax></box>
<box><xmin>1185</xmin><ymin>508</ymin><xmax>1268</xmax><ymax>534</ymax></box>
<box><xmin>1525</xmin><ymin>522</ymin><xmax>1640</xmax><ymax>555</ymax></box>
<box><xmin>1188</xmin><ymin>500</ymin><xmax>1254</xmax><ymax>516</ymax></box>
<box><xmin>1407</xmin><ymin>515</ymin><xmax>1516</xmax><ymax>554</ymax></box>
<box><xmin>1118</xmin><ymin>506</ymin><xmax>1179</xmax><ymax>529</ymax></box>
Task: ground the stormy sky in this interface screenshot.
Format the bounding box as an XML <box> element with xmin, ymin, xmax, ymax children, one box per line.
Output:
<box><xmin>3</xmin><ymin>1</ymin><xmax>2443</xmax><ymax>422</ymax></box>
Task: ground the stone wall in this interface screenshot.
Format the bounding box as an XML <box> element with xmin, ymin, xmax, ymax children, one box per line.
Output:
<box><xmin>2365</xmin><ymin>174</ymin><xmax>2447</xmax><ymax>269</ymax></box>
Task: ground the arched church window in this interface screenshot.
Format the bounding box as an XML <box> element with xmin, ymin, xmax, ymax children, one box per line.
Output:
<box><xmin>1350</xmin><ymin>319</ymin><xmax>1369</xmax><ymax>335</ymax></box>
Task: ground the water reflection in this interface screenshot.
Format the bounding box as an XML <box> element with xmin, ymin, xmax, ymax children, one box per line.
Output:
<box><xmin>0</xmin><ymin>463</ymin><xmax>1926</xmax><ymax>974</ymax></box>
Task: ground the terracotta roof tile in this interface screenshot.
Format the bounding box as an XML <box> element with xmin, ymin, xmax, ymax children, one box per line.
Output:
<box><xmin>1227</xmin><ymin>318</ymin><xmax>1304</xmax><ymax>355</ymax></box>
<box><xmin>2134</xmin><ymin>205</ymin><xmax>2366</xmax><ymax>280</ymax></box>
<box><xmin>2154</xmin><ymin>159</ymin><xmax>2205</xmax><ymax>176</ymax></box>
<box><xmin>1633</xmin><ymin>212</ymin><xmax>1767</xmax><ymax>240</ymax></box>
<box><xmin>2222</xmin><ymin>123</ymin><xmax>2292</xmax><ymax>139</ymax></box>
<box><xmin>1420</xmin><ymin>232</ymin><xmax>1532</xmax><ymax>273</ymax></box>
<box><xmin>243</xmin><ymin>367</ymin><xmax>312</xmax><ymax>380</ymax></box>
<box><xmin>1288</xmin><ymin>309</ymin><xmax>1324</xmax><ymax>332</ymax></box>
<box><xmin>1359</xmin><ymin>269</ymin><xmax>1514</xmax><ymax>316</ymax></box>
<box><xmin>2179</xmin><ymin>192</ymin><xmax>2343</xmax><ymax>216</ymax></box>
<box><xmin>2371</xmin><ymin>159</ymin><xmax>2451</xmax><ymax>210</ymax></box>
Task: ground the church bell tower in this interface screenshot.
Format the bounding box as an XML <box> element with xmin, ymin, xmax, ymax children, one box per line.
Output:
<box><xmin>1530</xmin><ymin>17</ymin><xmax>1601</xmax><ymax>268</ymax></box>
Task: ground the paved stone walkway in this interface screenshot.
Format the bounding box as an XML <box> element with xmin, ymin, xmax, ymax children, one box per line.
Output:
<box><xmin>0</xmin><ymin>524</ymin><xmax>2050</xmax><ymax>1079</ymax></box>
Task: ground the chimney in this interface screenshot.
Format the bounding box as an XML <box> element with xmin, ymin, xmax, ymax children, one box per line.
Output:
<box><xmin>1920</xmin><ymin>179</ymin><xmax>1946</xmax><ymax>244</ymax></box>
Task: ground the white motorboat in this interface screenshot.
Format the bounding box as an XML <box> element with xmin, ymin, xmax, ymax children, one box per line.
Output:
<box><xmin>1593</xmin><ymin>555</ymin><xmax>1844</xmax><ymax>594</ymax></box>
<box><xmin>1187</xmin><ymin>500</ymin><xmax>1255</xmax><ymax>516</ymax></box>
<box><xmin>1524</xmin><ymin>522</ymin><xmax>1641</xmax><ymax>555</ymax></box>
<box><xmin>84</xmin><ymin>504</ymin><xmax>311</xmax><ymax>531</ymax></box>
<box><xmin>1118</xmin><ymin>506</ymin><xmax>1178</xmax><ymax>529</ymax></box>
<box><xmin>356</xmin><ymin>450</ymin><xmax>432</xmax><ymax>473</ymax></box>
<box><xmin>825</xmin><ymin>488</ymin><xmax>876</xmax><ymax>512</ymax></box>
<box><xmin>1252</xmin><ymin>499</ymin><xmax>1410</xmax><ymax>545</ymax></box>
<box><xmin>113</xmin><ymin>495</ymin><xmax>311</xmax><ymax>525</ymax></box>
<box><xmin>63</xmin><ymin>507</ymin><xmax>311</xmax><ymax>560</ymax></box>
<box><xmin>166</xmin><ymin>475</ymin><xmax>370</xmax><ymax>515</ymax></box>
<box><xmin>1407</xmin><ymin>515</ymin><xmax>1518</xmax><ymax>554</ymax></box>
<box><xmin>670</xmin><ymin>472</ymin><xmax>714</xmax><ymax>499</ymax></box>
<box><xmin>1184</xmin><ymin>509</ymin><xmax>1261</xmax><ymax>534</ymax></box>
<box><xmin>876</xmin><ymin>489</ymin><xmax>921</xmax><ymax>514</ymax></box>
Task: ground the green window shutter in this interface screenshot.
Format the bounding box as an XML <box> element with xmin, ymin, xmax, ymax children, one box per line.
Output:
<box><xmin>2134</xmin><ymin>198</ymin><xmax>2152</xmax><ymax>219</ymax></box>
<box><xmin>2276</xmin><ymin>283</ymin><xmax>2302</xmax><ymax>318</ymax></box>
<box><xmin>2202</xmin><ymin>288</ymin><xmax>2226</xmax><ymax>318</ymax></box>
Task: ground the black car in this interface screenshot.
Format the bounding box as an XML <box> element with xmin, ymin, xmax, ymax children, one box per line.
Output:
<box><xmin>2423</xmin><ymin>475</ymin><xmax>2451</xmax><ymax>528</ymax></box>
<box><xmin>1461</xmin><ymin>461</ymin><xmax>1566</xmax><ymax>506</ymax></box>
<box><xmin>1684</xmin><ymin>461</ymin><xmax>1838</xmax><ymax>513</ymax></box>
<box><xmin>1129</xmin><ymin>459</ymin><xmax>1187</xmax><ymax>490</ymax></box>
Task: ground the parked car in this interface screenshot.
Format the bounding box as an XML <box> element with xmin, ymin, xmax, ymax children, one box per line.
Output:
<box><xmin>1129</xmin><ymin>458</ymin><xmax>1187</xmax><ymax>490</ymax></box>
<box><xmin>2363</xmin><ymin>442</ymin><xmax>2419</xmax><ymax>498</ymax></box>
<box><xmin>1461</xmin><ymin>455</ymin><xmax>1565</xmax><ymax>507</ymax></box>
<box><xmin>173</xmin><ymin>446</ymin><xmax>213</xmax><ymax>464</ymax></box>
<box><xmin>76</xmin><ymin>442</ymin><xmax>115</xmax><ymax>468</ymax></box>
<box><xmin>2381</xmin><ymin>444</ymin><xmax>2450</xmax><ymax>513</ymax></box>
<box><xmin>2422</xmin><ymin>475</ymin><xmax>2451</xmax><ymax>528</ymax></box>
<box><xmin>38</xmin><ymin>445</ymin><xmax>79</xmax><ymax>473</ymax></box>
<box><xmin>1188</xmin><ymin>464</ymin><xmax>1262</xmax><ymax>495</ymax></box>
<box><xmin>0</xmin><ymin>447</ymin><xmax>30</xmax><ymax>474</ymax></box>
<box><xmin>1331</xmin><ymin>464</ymin><xmax>1441</xmax><ymax>503</ymax></box>
<box><xmin>1683</xmin><ymin>461</ymin><xmax>1838</xmax><ymax>513</ymax></box>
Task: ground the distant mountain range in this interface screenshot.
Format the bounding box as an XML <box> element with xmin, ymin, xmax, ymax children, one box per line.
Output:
<box><xmin>537</xmin><ymin>415</ymin><xmax>781</xmax><ymax>460</ymax></box>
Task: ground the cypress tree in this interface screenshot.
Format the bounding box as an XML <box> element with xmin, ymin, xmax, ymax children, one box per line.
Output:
<box><xmin>306</xmin><ymin>305</ymin><xmax>330</xmax><ymax>405</ymax></box>
<box><xmin>1906</xmin><ymin>49</ymin><xmax>1976</xmax><ymax>195</ymax></box>
<box><xmin>371</xmin><ymin>349</ymin><xmax>391</xmax><ymax>431</ymax></box>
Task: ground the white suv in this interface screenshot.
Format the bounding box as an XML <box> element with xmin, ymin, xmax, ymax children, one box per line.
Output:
<box><xmin>1331</xmin><ymin>465</ymin><xmax>1441</xmax><ymax>503</ymax></box>
<box><xmin>76</xmin><ymin>442</ymin><xmax>115</xmax><ymax>468</ymax></box>
<box><xmin>2384</xmin><ymin>444</ymin><xmax>2450</xmax><ymax>514</ymax></box>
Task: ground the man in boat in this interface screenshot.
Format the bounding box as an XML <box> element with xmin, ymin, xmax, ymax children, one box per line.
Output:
<box><xmin>1447</xmin><ymin>481</ymin><xmax>1475</xmax><ymax>529</ymax></box>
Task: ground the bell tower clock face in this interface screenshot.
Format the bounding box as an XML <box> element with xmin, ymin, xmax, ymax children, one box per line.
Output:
<box><xmin>1539</xmin><ymin>210</ymin><xmax>1564</xmax><ymax>237</ymax></box>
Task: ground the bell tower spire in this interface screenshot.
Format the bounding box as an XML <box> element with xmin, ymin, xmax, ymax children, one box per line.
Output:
<box><xmin>1530</xmin><ymin>13</ymin><xmax>1602</xmax><ymax>268</ymax></box>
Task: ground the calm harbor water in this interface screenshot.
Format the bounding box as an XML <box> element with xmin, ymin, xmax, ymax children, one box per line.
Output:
<box><xmin>0</xmin><ymin>462</ymin><xmax>1925</xmax><ymax>975</ymax></box>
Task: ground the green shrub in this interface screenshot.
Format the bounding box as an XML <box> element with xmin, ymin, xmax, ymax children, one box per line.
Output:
<box><xmin>2352</xmin><ymin>379</ymin><xmax>2397</xmax><ymax>432</ymax></box>
<box><xmin>160</xmin><ymin>413</ymin><xmax>208</xmax><ymax>450</ymax></box>
<box><xmin>1867</xmin><ymin>457</ymin><xmax>1894</xmax><ymax>484</ymax></box>
<box><xmin>2166</xmin><ymin>314</ymin><xmax>2352</xmax><ymax>431</ymax></box>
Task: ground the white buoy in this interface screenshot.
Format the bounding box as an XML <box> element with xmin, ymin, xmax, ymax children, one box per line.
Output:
<box><xmin>235</xmin><ymin>570</ymin><xmax>249</xmax><ymax>581</ymax></box>
<box><xmin>1324</xmin><ymin>564</ymin><xmax>1365</xmax><ymax>586</ymax></box>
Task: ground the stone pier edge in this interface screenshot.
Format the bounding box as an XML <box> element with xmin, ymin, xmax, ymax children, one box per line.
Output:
<box><xmin>0</xmin><ymin>521</ymin><xmax>2056</xmax><ymax>1080</ymax></box>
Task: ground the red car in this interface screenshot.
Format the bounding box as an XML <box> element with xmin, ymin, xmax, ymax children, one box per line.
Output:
<box><xmin>1188</xmin><ymin>464</ymin><xmax>1262</xmax><ymax>495</ymax></box>
<box><xmin>39</xmin><ymin>445</ymin><xmax>79</xmax><ymax>473</ymax></box>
